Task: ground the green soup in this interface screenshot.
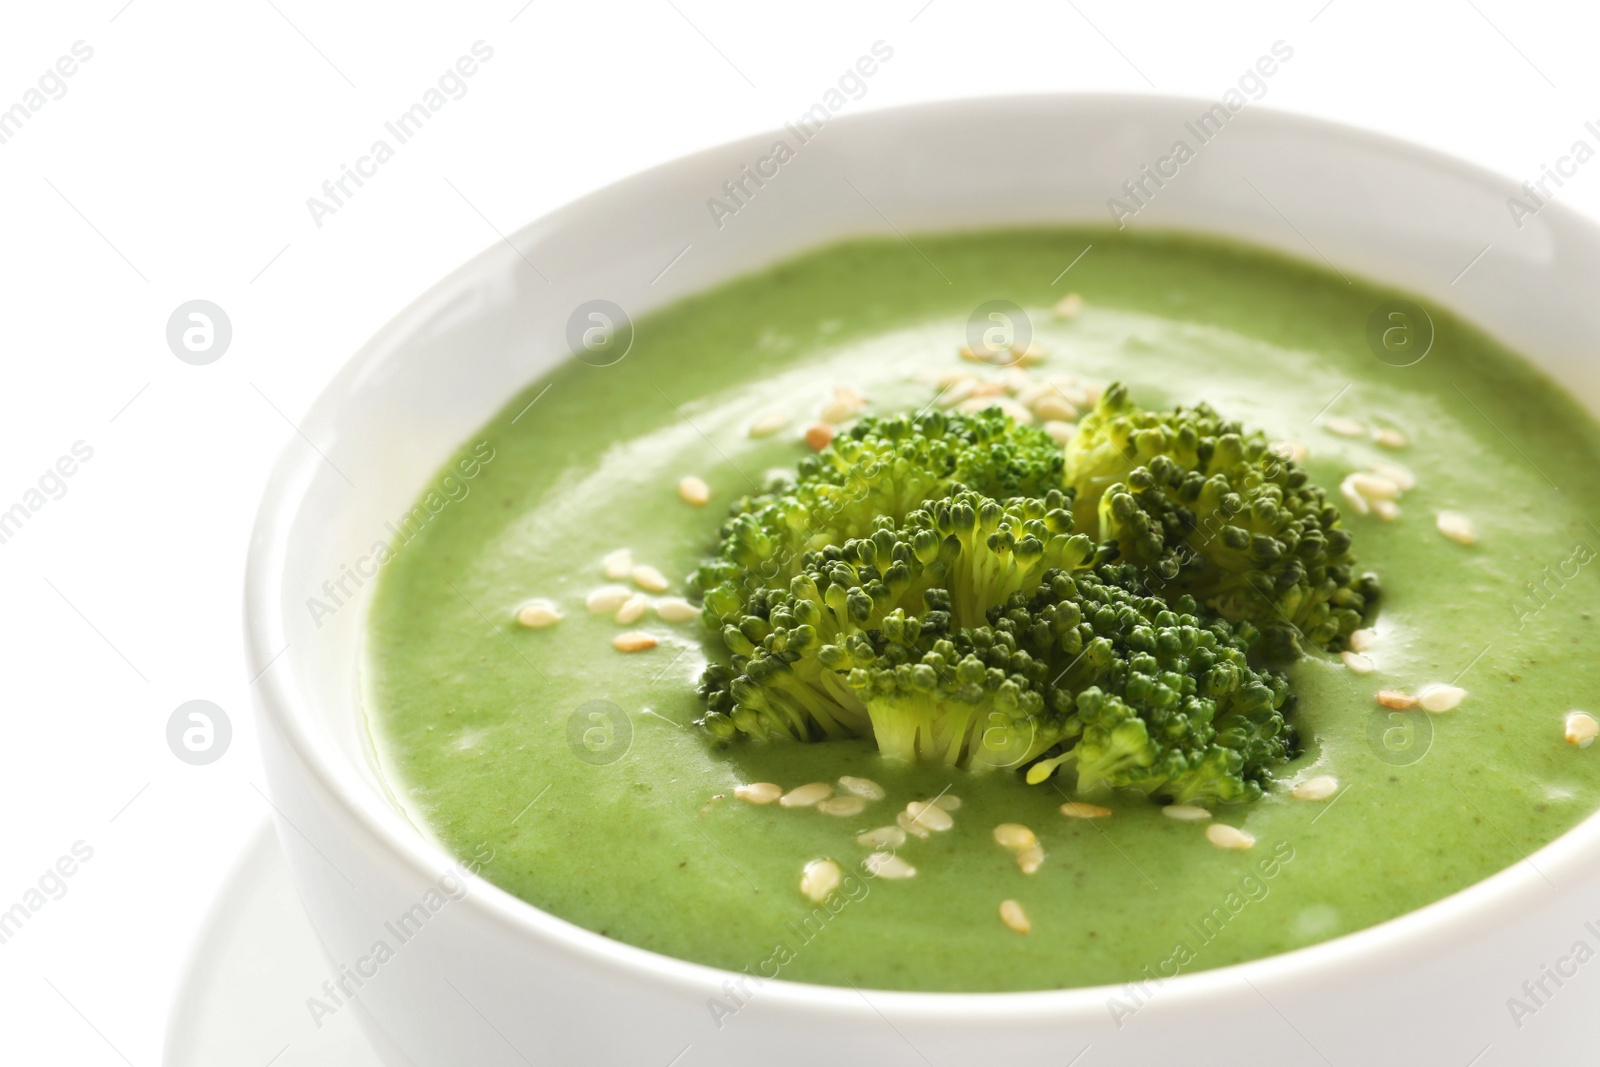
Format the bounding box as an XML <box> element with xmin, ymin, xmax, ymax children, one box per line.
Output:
<box><xmin>364</xmin><ymin>230</ymin><xmax>1600</xmax><ymax>993</ymax></box>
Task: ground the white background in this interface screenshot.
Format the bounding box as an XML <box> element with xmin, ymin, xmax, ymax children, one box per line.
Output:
<box><xmin>1</xmin><ymin>0</ymin><xmax>1595</xmax><ymax>1062</ymax></box>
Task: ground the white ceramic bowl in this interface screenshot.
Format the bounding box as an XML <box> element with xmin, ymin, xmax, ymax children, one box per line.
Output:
<box><xmin>246</xmin><ymin>95</ymin><xmax>1600</xmax><ymax>1066</ymax></box>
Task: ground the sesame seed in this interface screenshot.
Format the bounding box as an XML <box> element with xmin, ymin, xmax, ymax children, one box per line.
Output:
<box><xmin>1016</xmin><ymin>845</ymin><xmax>1045</xmax><ymax>874</ymax></box>
<box><xmin>1059</xmin><ymin>801</ymin><xmax>1112</xmax><ymax>819</ymax></box>
<box><xmin>1437</xmin><ymin>511</ymin><xmax>1476</xmax><ymax>545</ymax></box>
<box><xmin>817</xmin><ymin>795</ymin><xmax>867</xmax><ymax>817</ymax></box>
<box><xmin>1050</xmin><ymin>379</ymin><xmax>1088</xmax><ymax>407</ymax></box>
<box><xmin>630</xmin><ymin>565</ymin><xmax>670</xmax><ymax>593</ymax></box>
<box><xmin>1000</xmin><ymin>899</ymin><xmax>1032</xmax><ymax>934</ymax></box>
<box><xmin>615</xmin><ymin>593</ymin><xmax>649</xmax><ymax>625</ymax></box>
<box><xmin>934</xmin><ymin>794</ymin><xmax>961</xmax><ymax>811</ymax></box>
<box><xmin>1565</xmin><ymin>711</ymin><xmax>1598</xmax><ymax>748</ymax></box>
<box><xmin>1377</xmin><ymin>689</ymin><xmax>1417</xmax><ymax>709</ymax></box>
<box><xmin>678</xmin><ymin>476</ymin><xmax>711</xmax><ymax>506</ymax></box>
<box><xmin>818</xmin><ymin>398</ymin><xmax>854</xmax><ymax>424</ymax></box>
<box><xmin>800</xmin><ymin>859</ymin><xmax>842</xmax><ymax>903</ymax></box>
<box><xmin>837</xmin><ymin>775</ymin><xmax>886</xmax><ymax>800</ymax></box>
<box><xmin>586</xmin><ymin>585</ymin><xmax>633</xmax><ymax>613</ymax></box>
<box><xmin>1016</xmin><ymin>384</ymin><xmax>1052</xmax><ymax>412</ymax></box>
<box><xmin>1370</xmin><ymin>461</ymin><xmax>1416</xmax><ymax>491</ymax></box>
<box><xmin>1032</xmin><ymin>394</ymin><xmax>1078</xmax><ymax>422</ymax></box>
<box><xmin>1052</xmin><ymin>293</ymin><xmax>1085</xmax><ymax>320</ymax></box>
<box><xmin>749</xmin><ymin>412</ymin><xmax>789</xmax><ymax>438</ymax></box>
<box><xmin>820</xmin><ymin>387</ymin><xmax>866</xmax><ymax>424</ymax></box>
<box><xmin>1348</xmin><ymin>628</ymin><xmax>1377</xmax><ymax>652</ymax></box>
<box><xmin>905</xmin><ymin>800</ymin><xmax>954</xmax><ymax>831</ymax></box>
<box><xmin>804</xmin><ymin>422</ymin><xmax>836</xmax><ymax>451</ymax></box>
<box><xmin>1011</xmin><ymin>342</ymin><xmax>1048</xmax><ymax>366</ymax></box>
<box><xmin>933</xmin><ymin>369</ymin><xmax>975</xmax><ymax>389</ymax></box>
<box><xmin>1373</xmin><ymin>499</ymin><xmax>1400</xmax><ymax>521</ymax></box>
<box><xmin>515</xmin><ymin>598</ymin><xmax>562</xmax><ymax>628</ymax></box>
<box><xmin>1417</xmin><ymin>684</ymin><xmax>1466</xmax><ymax>713</ymax></box>
<box><xmin>654</xmin><ymin>596</ymin><xmax>699</xmax><ymax>622</ymax></box>
<box><xmin>1339</xmin><ymin>476</ymin><xmax>1371</xmax><ymax>517</ymax></box>
<box><xmin>612</xmin><ymin>631</ymin><xmax>657</xmax><ymax>652</ymax></box>
<box><xmin>1323</xmin><ymin>416</ymin><xmax>1365</xmax><ymax>438</ymax></box>
<box><xmin>1291</xmin><ymin>775</ymin><xmax>1339</xmax><ymax>800</ymax></box>
<box><xmin>601</xmin><ymin>548</ymin><xmax>634</xmax><ymax>580</ymax></box>
<box><xmin>780</xmin><ymin>782</ymin><xmax>832</xmax><ymax>808</ymax></box>
<box><xmin>1162</xmin><ymin>804</ymin><xmax>1211</xmax><ymax>821</ymax></box>
<box><xmin>862</xmin><ymin>852</ymin><xmax>916</xmax><ymax>880</ymax></box>
<box><xmin>958</xmin><ymin>345</ymin><xmax>987</xmax><ymax>363</ymax></box>
<box><xmin>1347</xmin><ymin>472</ymin><xmax>1400</xmax><ymax>501</ymax></box>
<box><xmin>734</xmin><ymin>782</ymin><xmax>783</xmax><ymax>804</ymax></box>
<box><xmin>993</xmin><ymin>823</ymin><xmax>1038</xmax><ymax>851</ymax></box>
<box><xmin>1342</xmin><ymin>651</ymin><xmax>1376</xmax><ymax>674</ymax></box>
<box><xmin>998</xmin><ymin>397</ymin><xmax>1037</xmax><ymax>423</ymax></box>
<box><xmin>896</xmin><ymin>810</ymin><xmax>932</xmax><ymax>839</ymax></box>
<box><xmin>936</xmin><ymin>379</ymin><xmax>978</xmax><ymax>407</ymax></box>
<box><xmin>1042</xmin><ymin>420</ymin><xmax>1076</xmax><ymax>444</ymax></box>
<box><xmin>1006</xmin><ymin>371</ymin><xmax>1040</xmax><ymax>398</ymax></box>
<box><xmin>856</xmin><ymin>825</ymin><xmax>906</xmax><ymax>848</ymax></box>
<box><xmin>1206</xmin><ymin>823</ymin><xmax>1255</xmax><ymax>850</ymax></box>
<box><xmin>1270</xmin><ymin>440</ymin><xmax>1309</xmax><ymax>463</ymax></box>
<box><xmin>1373</xmin><ymin>428</ymin><xmax>1409</xmax><ymax>449</ymax></box>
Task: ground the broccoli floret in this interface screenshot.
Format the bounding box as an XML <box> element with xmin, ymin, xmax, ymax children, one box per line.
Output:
<box><xmin>699</xmin><ymin>520</ymin><xmax>1292</xmax><ymax>801</ymax></box>
<box><xmin>1068</xmin><ymin>384</ymin><xmax>1379</xmax><ymax>656</ymax></box>
<box><xmin>698</xmin><ymin>522</ymin><xmax>946</xmax><ymax>745</ymax></box>
<box><xmin>843</xmin><ymin>625</ymin><xmax>1079</xmax><ymax>770</ymax></box>
<box><xmin>1064</xmin><ymin>382</ymin><xmax>1212</xmax><ymax>522</ymax></box>
<box><xmin>690</xmin><ymin>383</ymin><xmax>1367</xmax><ymax>808</ymax></box>
<box><xmin>690</xmin><ymin>409</ymin><xmax>1065</xmax><ymax>629</ymax></box>
<box><xmin>696</xmin><ymin>586</ymin><xmax>873</xmax><ymax>744</ymax></box>
<box><xmin>698</xmin><ymin>487</ymin><xmax>1090</xmax><ymax>766</ymax></box>
<box><xmin>1014</xmin><ymin>568</ymin><xmax>1292</xmax><ymax>804</ymax></box>
<box><xmin>901</xmin><ymin>487</ymin><xmax>1102</xmax><ymax>628</ymax></box>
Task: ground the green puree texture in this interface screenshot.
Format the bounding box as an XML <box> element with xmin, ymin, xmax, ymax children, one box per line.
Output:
<box><xmin>366</xmin><ymin>230</ymin><xmax>1600</xmax><ymax>993</ymax></box>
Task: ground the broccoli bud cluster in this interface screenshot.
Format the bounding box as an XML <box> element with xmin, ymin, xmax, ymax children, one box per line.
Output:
<box><xmin>1071</xmin><ymin>383</ymin><xmax>1380</xmax><ymax>657</ymax></box>
<box><xmin>690</xmin><ymin>390</ymin><xmax>1378</xmax><ymax>806</ymax></box>
<box><xmin>691</xmin><ymin>409</ymin><xmax>1066</xmax><ymax>629</ymax></box>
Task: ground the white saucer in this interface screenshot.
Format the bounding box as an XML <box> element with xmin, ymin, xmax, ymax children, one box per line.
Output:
<box><xmin>164</xmin><ymin>822</ymin><xmax>401</xmax><ymax>1067</ymax></box>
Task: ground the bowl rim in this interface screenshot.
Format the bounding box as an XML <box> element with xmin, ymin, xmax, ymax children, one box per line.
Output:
<box><xmin>245</xmin><ymin>90</ymin><xmax>1600</xmax><ymax>1021</ymax></box>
